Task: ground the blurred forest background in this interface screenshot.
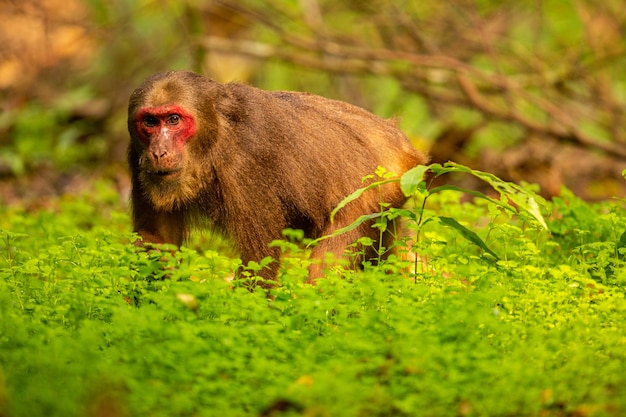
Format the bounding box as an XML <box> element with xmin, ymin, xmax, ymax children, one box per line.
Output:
<box><xmin>1</xmin><ymin>0</ymin><xmax>625</xmax><ymax>207</ymax></box>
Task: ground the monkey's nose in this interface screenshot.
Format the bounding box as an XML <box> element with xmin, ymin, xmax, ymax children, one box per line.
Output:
<box><xmin>152</xmin><ymin>150</ymin><xmax>167</xmax><ymax>161</ymax></box>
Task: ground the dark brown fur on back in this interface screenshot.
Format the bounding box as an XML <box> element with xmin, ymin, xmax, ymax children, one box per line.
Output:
<box><xmin>128</xmin><ymin>70</ymin><xmax>427</xmax><ymax>282</ymax></box>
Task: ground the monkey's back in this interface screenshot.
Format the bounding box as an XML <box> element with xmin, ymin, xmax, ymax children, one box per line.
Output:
<box><xmin>218</xmin><ymin>83</ymin><xmax>426</xmax><ymax>230</ymax></box>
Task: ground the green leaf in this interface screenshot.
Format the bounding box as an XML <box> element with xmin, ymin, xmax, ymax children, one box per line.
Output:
<box><xmin>436</xmin><ymin>162</ymin><xmax>549</xmax><ymax>229</ymax></box>
<box><xmin>429</xmin><ymin>184</ymin><xmax>515</xmax><ymax>213</ymax></box>
<box><xmin>438</xmin><ymin>216</ymin><xmax>500</xmax><ymax>260</ymax></box>
<box><xmin>523</xmin><ymin>196</ymin><xmax>548</xmax><ymax>230</ymax></box>
<box><xmin>617</xmin><ymin>231</ymin><xmax>626</xmax><ymax>260</ymax></box>
<box><xmin>400</xmin><ymin>165</ymin><xmax>429</xmax><ymax>197</ymax></box>
<box><xmin>309</xmin><ymin>212</ymin><xmax>382</xmax><ymax>246</ymax></box>
<box><xmin>330</xmin><ymin>179</ymin><xmax>398</xmax><ymax>222</ymax></box>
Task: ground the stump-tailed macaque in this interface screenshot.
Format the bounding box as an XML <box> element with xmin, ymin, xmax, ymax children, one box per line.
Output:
<box><xmin>128</xmin><ymin>70</ymin><xmax>426</xmax><ymax>283</ymax></box>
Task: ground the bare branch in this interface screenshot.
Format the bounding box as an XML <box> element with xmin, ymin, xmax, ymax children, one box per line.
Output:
<box><xmin>201</xmin><ymin>33</ymin><xmax>626</xmax><ymax>159</ymax></box>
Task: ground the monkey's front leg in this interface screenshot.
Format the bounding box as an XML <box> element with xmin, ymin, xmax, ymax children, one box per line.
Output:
<box><xmin>133</xmin><ymin>207</ymin><xmax>186</xmax><ymax>248</ymax></box>
<box><xmin>307</xmin><ymin>225</ymin><xmax>368</xmax><ymax>284</ymax></box>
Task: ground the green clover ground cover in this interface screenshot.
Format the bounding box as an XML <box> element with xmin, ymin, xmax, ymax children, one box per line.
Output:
<box><xmin>1</xmin><ymin>177</ymin><xmax>625</xmax><ymax>417</ymax></box>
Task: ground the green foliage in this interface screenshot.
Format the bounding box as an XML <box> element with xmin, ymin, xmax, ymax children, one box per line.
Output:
<box><xmin>1</xmin><ymin>89</ymin><xmax>107</xmax><ymax>175</ymax></box>
<box><xmin>1</xmin><ymin>172</ymin><xmax>626</xmax><ymax>416</ymax></box>
<box><xmin>325</xmin><ymin>162</ymin><xmax>549</xmax><ymax>270</ymax></box>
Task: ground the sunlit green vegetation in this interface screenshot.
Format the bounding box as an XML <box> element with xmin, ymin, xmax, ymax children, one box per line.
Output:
<box><xmin>1</xmin><ymin>1</ymin><xmax>625</xmax><ymax>416</ymax></box>
<box><xmin>1</xmin><ymin>167</ymin><xmax>625</xmax><ymax>416</ymax></box>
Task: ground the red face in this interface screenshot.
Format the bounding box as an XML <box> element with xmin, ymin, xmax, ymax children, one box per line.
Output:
<box><xmin>134</xmin><ymin>104</ymin><xmax>197</xmax><ymax>146</ymax></box>
<box><xmin>134</xmin><ymin>105</ymin><xmax>197</xmax><ymax>177</ymax></box>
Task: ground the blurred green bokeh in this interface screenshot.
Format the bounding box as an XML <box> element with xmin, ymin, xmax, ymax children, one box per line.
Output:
<box><xmin>1</xmin><ymin>0</ymin><xmax>625</xmax><ymax>198</ymax></box>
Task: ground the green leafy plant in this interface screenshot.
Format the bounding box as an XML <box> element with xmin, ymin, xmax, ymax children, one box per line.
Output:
<box><xmin>318</xmin><ymin>162</ymin><xmax>550</xmax><ymax>278</ymax></box>
<box><xmin>1</xmin><ymin>175</ymin><xmax>626</xmax><ymax>417</ymax></box>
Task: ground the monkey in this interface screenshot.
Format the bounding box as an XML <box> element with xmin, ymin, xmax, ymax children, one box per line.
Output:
<box><xmin>127</xmin><ymin>70</ymin><xmax>427</xmax><ymax>284</ymax></box>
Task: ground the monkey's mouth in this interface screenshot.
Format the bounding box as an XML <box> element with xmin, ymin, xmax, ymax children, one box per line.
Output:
<box><xmin>151</xmin><ymin>169</ymin><xmax>182</xmax><ymax>179</ymax></box>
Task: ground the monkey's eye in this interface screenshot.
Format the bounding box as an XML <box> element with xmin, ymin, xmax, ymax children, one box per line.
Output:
<box><xmin>167</xmin><ymin>114</ymin><xmax>181</xmax><ymax>125</ymax></box>
<box><xmin>143</xmin><ymin>115</ymin><xmax>158</xmax><ymax>127</ymax></box>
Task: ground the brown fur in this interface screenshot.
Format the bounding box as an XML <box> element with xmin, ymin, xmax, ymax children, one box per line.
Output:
<box><xmin>128</xmin><ymin>70</ymin><xmax>427</xmax><ymax>283</ymax></box>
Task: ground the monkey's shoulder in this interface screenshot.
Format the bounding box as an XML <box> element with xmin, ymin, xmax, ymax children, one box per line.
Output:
<box><xmin>233</xmin><ymin>85</ymin><xmax>389</xmax><ymax>125</ymax></box>
<box><xmin>226</xmin><ymin>83</ymin><xmax>355</xmax><ymax>110</ymax></box>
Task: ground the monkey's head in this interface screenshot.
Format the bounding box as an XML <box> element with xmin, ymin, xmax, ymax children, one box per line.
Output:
<box><xmin>133</xmin><ymin>103</ymin><xmax>196</xmax><ymax>175</ymax></box>
<box><xmin>128</xmin><ymin>71</ymin><xmax>223</xmax><ymax>210</ymax></box>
